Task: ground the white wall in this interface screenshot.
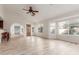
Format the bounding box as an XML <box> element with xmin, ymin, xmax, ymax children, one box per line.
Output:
<box><xmin>3</xmin><ymin>16</ymin><xmax>29</xmax><ymax>37</ymax></box>
<box><xmin>2</xmin><ymin>5</ymin><xmax>32</xmax><ymax>38</ymax></box>
<box><xmin>0</xmin><ymin>5</ymin><xmax>4</xmax><ymax>18</ymax></box>
<box><xmin>1</xmin><ymin>4</ymin><xmax>79</xmax><ymax>43</ymax></box>
<box><xmin>32</xmin><ymin>21</ymin><xmax>49</xmax><ymax>38</ymax></box>
<box><xmin>32</xmin><ymin>10</ymin><xmax>79</xmax><ymax>44</ymax></box>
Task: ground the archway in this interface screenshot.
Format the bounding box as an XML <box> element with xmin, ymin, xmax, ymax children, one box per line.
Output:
<box><xmin>10</xmin><ymin>23</ymin><xmax>24</xmax><ymax>37</ymax></box>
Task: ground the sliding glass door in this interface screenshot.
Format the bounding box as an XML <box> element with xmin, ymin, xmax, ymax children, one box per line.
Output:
<box><xmin>48</xmin><ymin>19</ymin><xmax>79</xmax><ymax>39</ymax></box>
<box><xmin>58</xmin><ymin>21</ymin><xmax>69</xmax><ymax>35</ymax></box>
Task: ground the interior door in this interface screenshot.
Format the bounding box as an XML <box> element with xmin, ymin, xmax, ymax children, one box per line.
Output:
<box><xmin>0</xmin><ymin>20</ymin><xmax>3</xmax><ymax>29</ymax></box>
<box><xmin>26</xmin><ymin>24</ymin><xmax>31</xmax><ymax>36</ymax></box>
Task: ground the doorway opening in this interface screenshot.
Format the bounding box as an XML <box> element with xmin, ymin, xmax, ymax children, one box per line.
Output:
<box><xmin>10</xmin><ymin>23</ymin><xmax>24</xmax><ymax>37</ymax></box>
<box><xmin>26</xmin><ymin>24</ymin><xmax>31</xmax><ymax>36</ymax></box>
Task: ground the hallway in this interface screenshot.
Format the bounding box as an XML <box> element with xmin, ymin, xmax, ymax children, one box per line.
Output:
<box><xmin>0</xmin><ymin>36</ymin><xmax>79</xmax><ymax>55</ymax></box>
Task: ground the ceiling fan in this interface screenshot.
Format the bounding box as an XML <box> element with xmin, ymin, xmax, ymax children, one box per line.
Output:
<box><xmin>23</xmin><ymin>6</ymin><xmax>39</xmax><ymax>16</ymax></box>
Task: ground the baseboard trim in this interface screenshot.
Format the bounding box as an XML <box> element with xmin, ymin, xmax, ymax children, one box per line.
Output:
<box><xmin>32</xmin><ymin>35</ymin><xmax>79</xmax><ymax>44</ymax></box>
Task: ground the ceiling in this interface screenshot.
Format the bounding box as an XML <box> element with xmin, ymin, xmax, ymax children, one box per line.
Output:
<box><xmin>3</xmin><ymin>4</ymin><xmax>79</xmax><ymax>23</ymax></box>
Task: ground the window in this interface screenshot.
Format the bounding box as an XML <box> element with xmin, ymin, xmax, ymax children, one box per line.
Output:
<box><xmin>14</xmin><ymin>26</ymin><xmax>20</xmax><ymax>35</ymax></box>
<box><xmin>49</xmin><ymin>23</ymin><xmax>56</xmax><ymax>34</ymax></box>
<box><xmin>38</xmin><ymin>24</ymin><xmax>43</xmax><ymax>33</ymax></box>
<box><xmin>38</xmin><ymin>27</ymin><xmax>43</xmax><ymax>32</ymax></box>
<box><xmin>58</xmin><ymin>21</ymin><xmax>69</xmax><ymax>35</ymax></box>
<box><xmin>69</xmin><ymin>22</ymin><xmax>79</xmax><ymax>35</ymax></box>
<box><xmin>57</xmin><ymin>20</ymin><xmax>79</xmax><ymax>36</ymax></box>
<box><xmin>32</xmin><ymin>27</ymin><xmax>34</xmax><ymax>32</ymax></box>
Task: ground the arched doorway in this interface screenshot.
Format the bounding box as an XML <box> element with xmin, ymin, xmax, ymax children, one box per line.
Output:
<box><xmin>10</xmin><ymin>23</ymin><xmax>24</xmax><ymax>37</ymax></box>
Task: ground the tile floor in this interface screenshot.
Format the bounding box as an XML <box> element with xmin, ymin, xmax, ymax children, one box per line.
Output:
<box><xmin>0</xmin><ymin>36</ymin><xmax>79</xmax><ymax>55</ymax></box>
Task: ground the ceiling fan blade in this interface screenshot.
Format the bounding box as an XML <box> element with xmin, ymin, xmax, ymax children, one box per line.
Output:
<box><xmin>26</xmin><ymin>12</ymin><xmax>30</xmax><ymax>14</ymax></box>
<box><xmin>33</xmin><ymin>11</ymin><xmax>39</xmax><ymax>12</ymax></box>
<box><xmin>32</xmin><ymin>12</ymin><xmax>35</xmax><ymax>16</ymax></box>
<box><xmin>23</xmin><ymin>8</ymin><xmax>29</xmax><ymax>11</ymax></box>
